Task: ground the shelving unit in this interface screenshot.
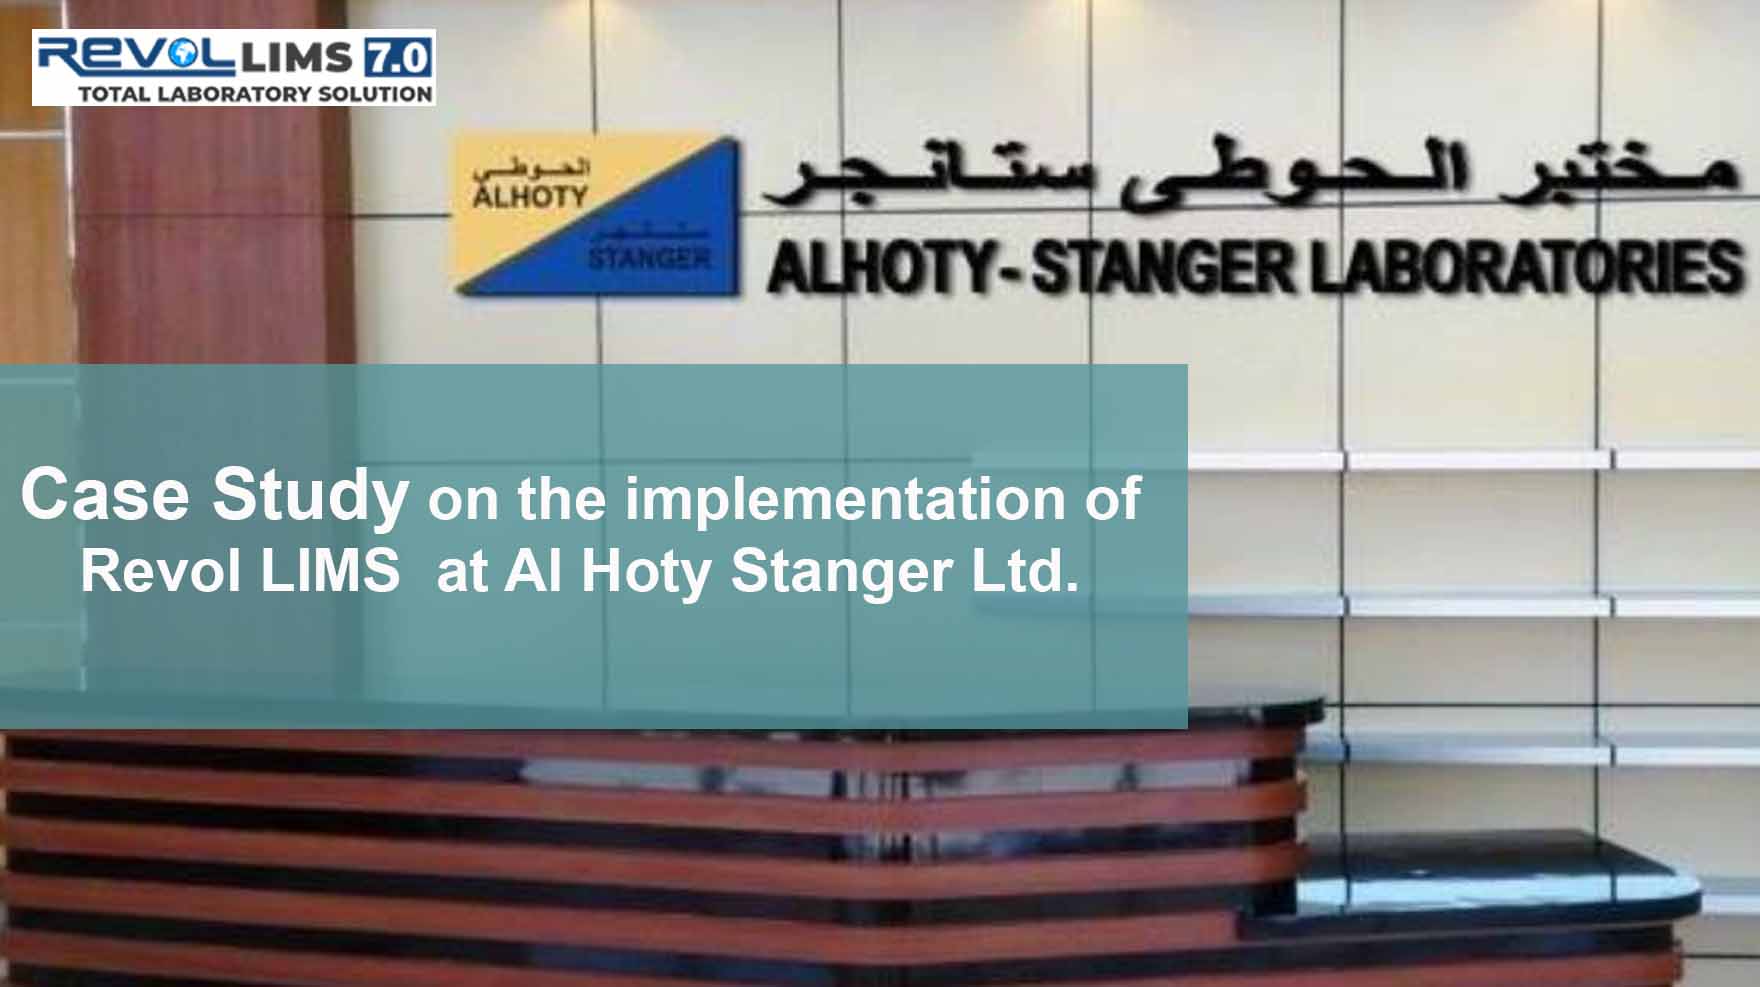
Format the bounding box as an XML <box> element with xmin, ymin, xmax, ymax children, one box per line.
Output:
<box><xmin>1179</xmin><ymin>448</ymin><xmax>1760</xmax><ymax>473</ymax></box>
<box><xmin>982</xmin><ymin>448</ymin><xmax>1743</xmax><ymax>474</ymax></box>
<box><xmin>1348</xmin><ymin>449</ymin><xmax>1612</xmax><ymax>472</ymax></box>
<box><xmin>1307</xmin><ymin>732</ymin><xmax>1760</xmax><ymax>769</ymax></box>
<box><xmin>1348</xmin><ymin>593</ymin><xmax>1611</xmax><ymax>619</ymax></box>
<box><xmin>1327</xmin><ymin>731</ymin><xmax>1610</xmax><ymax>766</ymax></box>
<box><xmin>1192</xmin><ymin>593</ymin><xmax>1760</xmax><ymax>620</ymax></box>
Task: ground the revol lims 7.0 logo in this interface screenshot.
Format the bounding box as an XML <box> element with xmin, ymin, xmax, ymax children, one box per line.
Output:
<box><xmin>453</xmin><ymin>133</ymin><xmax>740</xmax><ymax>297</ymax></box>
<box><xmin>32</xmin><ymin>29</ymin><xmax>435</xmax><ymax>107</ymax></box>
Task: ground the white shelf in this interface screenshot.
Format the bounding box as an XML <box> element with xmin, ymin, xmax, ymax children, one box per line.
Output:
<box><xmin>1314</xmin><ymin>732</ymin><xmax>1609</xmax><ymax>767</ymax></box>
<box><xmin>1304</xmin><ymin>730</ymin><xmax>1346</xmax><ymax>764</ymax></box>
<box><xmin>1178</xmin><ymin>447</ymin><xmax>1760</xmax><ymax>473</ymax></box>
<box><xmin>1307</xmin><ymin>732</ymin><xmax>1760</xmax><ymax>768</ymax></box>
<box><xmin>1189</xmin><ymin>593</ymin><xmax>1346</xmax><ymax>618</ymax></box>
<box><xmin>1349</xmin><ymin>449</ymin><xmax>1611</xmax><ymax>472</ymax></box>
<box><xmin>1190</xmin><ymin>593</ymin><xmax>1760</xmax><ymax>620</ymax></box>
<box><xmin>1189</xmin><ymin>450</ymin><xmax>1344</xmax><ymax>473</ymax></box>
<box><xmin>1701</xmin><ymin>877</ymin><xmax>1760</xmax><ymax>916</ymax></box>
<box><xmin>1611</xmin><ymin>592</ymin><xmax>1760</xmax><ymax>619</ymax></box>
<box><xmin>1348</xmin><ymin>592</ymin><xmax>1612</xmax><ymax>619</ymax></box>
<box><xmin>1189</xmin><ymin>593</ymin><xmax>1622</xmax><ymax>619</ymax></box>
<box><xmin>1614</xmin><ymin>448</ymin><xmax>1760</xmax><ymax>471</ymax></box>
<box><xmin>1611</xmin><ymin>734</ymin><xmax>1760</xmax><ymax>768</ymax></box>
<box><xmin>1187</xmin><ymin>448</ymin><xmax>1607</xmax><ymax>472</ymax></box>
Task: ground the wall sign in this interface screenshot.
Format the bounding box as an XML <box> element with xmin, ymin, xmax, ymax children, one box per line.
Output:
<box><xmin>452</xmin><ymin>133</ymin><xmax>739</xmax><ymax>297</ymax></box>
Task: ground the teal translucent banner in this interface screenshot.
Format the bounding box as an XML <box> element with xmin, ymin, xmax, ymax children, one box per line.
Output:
<box><xmin>0</xmin><ymin>365</ymin><xmax>1186</xmax><ymax>728</ymax></box>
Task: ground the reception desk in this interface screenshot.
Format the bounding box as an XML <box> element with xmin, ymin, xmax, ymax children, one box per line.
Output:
<box><xmin>0</xmin><ymin>696</ymin><xmax>1697</xmax><ymax>985</ymax></box>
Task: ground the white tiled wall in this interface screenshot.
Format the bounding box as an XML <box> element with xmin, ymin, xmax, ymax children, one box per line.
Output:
<box><xmin>1602</xmin><ymin>203</ymin><xmax>1760</xmax><ymax>445</ymax></box>
<box><xmin>1346</xmin><ymin>473</ymin><xmax>1594</xmax><ymax>592</ymax></box>
<box><xmin>1094</xmin><ymin>209</ymin><xmax>1339</xmax><ymax>449</ymax></box>
<box><xmin>1094</xmin><ymin>1</ymin><xmax>1339</xmax><ymax>206</ymax></box>
<box><xmin>1346</xmin><ymin>620</ymin><xmax>1592</xmax><ymax>710</ymax></box>
<box><xmin>350</xmin><ymin>0</ymin><xmax>596</xmax><ymax>214</ymax></box>
<box><xmin>350</xmin><ymin>1</ymin><xmax>1760</xmax><ymax>976</ymax></box>
<box><xmin>846</xmin><ymin>213</ymin><xmax>1087</xmax><ymax>364</ymax></box>
<box><xmin>1342</xmin><ymin>207</ymin><xmax>1597</xmax><ymax>449</ymax></box>
<box><xmin>844</xmin><ymin>0</ymin><xmax>1087</xmax><ymax>175</ymax></box>
<box><xmin>1343</xmin><ymin>0</ymin><xmax>1597</xmax><ymax>208</ymax></box>
<box><xmin>595</xmin><ymin>0</ymin><xmax>839</xmax><ymax>212</ymax></box>
<box><xmin>1189</xmin><ymin>474</ymin><xmax>1338</xmax><ymax>592</ymax></box>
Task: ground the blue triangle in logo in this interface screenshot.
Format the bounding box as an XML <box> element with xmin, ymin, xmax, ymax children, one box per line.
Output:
<box><xmin>462</xmin><ymin>139</ymin><xmax>740</xmax><ymax>297</ymax></box>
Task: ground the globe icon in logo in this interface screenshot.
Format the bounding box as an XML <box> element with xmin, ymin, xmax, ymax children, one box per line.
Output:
<box><xmin>168</xmin><ymin>38</ymin><xmax>199</xmax><ymax>68</ymax></box>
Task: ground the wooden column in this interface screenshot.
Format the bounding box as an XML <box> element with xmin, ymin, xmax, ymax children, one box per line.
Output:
<box><xmin>56</xmin><ymin>1</ymin><xmax>362</xmax><ymax>712</ymax></box>
<box><xmin>0</xmin><ymin>3</ymin><xmax>74</xmax><ymax>363</ymax></box>
<box><xmin>67</xmin><ymin>0</ymin><xmax>354</xmax><ymax>364</ymax></box>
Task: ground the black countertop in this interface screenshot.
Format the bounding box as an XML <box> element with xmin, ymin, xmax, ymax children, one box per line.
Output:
<box><xmin>1243</xmin><ymin>829</ymin><xmax>1701</xmax><ymax>940</ymax></box>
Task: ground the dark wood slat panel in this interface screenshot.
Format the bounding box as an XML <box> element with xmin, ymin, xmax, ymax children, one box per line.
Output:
<box><xmin>6</xmin><ymin>929</ymin><xmax>721</xmax><ymax>987</ymax></box>
<box><xmin>0</xmin><ymin>4</ymin><xmax>61</xmax><ymax>131</ymax></box>
<box><xmin>0</xmin><ymin>141</ymin><xmax>74</xmax><ymax>363</ymax></box>
<box><xmin>1</xmin><ymin>817</ymin><xmax>1307</xmax><ymax>898</ymax></box>
<box><xmin>2</xmin><ymin>874</ymin><xmax>1239</xmax><ymax>963</ymax></box>
<box><xmin>0</xmin><ymin>932</ymin><xmax>1684</xmax><ymax>987</ymax></box>
<box><xmin>9</xmin><ymin>727</ymin><xmax>1304</xmax><ymax>770</ymax></box>
<box><xmin>0</xmin><ymin>759</ymin><xmax>1306</xmax><ymax>832</ymax></box>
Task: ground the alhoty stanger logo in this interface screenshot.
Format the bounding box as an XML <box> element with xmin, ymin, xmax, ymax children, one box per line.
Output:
<box><xmin>452</xmin><ymin>133</ymin><xmax>739</xmax><ymax>297</ymax></box>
